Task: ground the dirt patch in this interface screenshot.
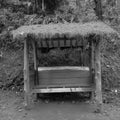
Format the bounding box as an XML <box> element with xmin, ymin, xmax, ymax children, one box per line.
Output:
<box><xmin>0</xmin><ymin>90</ymin><xmax>120</xmax><ymax>120</ymax></box>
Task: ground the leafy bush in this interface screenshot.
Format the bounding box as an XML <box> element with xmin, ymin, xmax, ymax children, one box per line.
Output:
<box><xmin>0</xmin><ymin>50</ymin><xmax>23</xmax><ymax>91</ymax></box>
<box><xmin>101</xmin><ymin>36</ymin><xmax>120</xmax><ymax>90</ymax></box>
<box><xmin>38</xmin><ymin>48</ymin><xmax>89</xmax><ymax>67</ymax></box>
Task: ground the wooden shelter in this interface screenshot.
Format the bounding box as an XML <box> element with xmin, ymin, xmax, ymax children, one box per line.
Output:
<box><xmin>12</xmin><ymin>21</ymin><xmax>118</xmax><ymax>111</ymax></box>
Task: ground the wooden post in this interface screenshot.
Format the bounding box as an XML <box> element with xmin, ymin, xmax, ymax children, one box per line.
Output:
<box><xmin>32</xmin><ymin>39</ymin><xmax>40</xmax><ymax>99</ymax></box>
<box><xmin>90</xmin><ymin>40</ymin><xmax>95</xmax><ymax>101</ymax></box>
<box><xmin>32</xmin><ymin>40</ymin><xmax>39</xmax><ymax>85</ymax></box>
<box><xmin>94</xmin><ymin>37</ymin><xmax>102</xmax><ymax>112</ymax></box>
<box><xmin>24</xmin><ymin>37</ymin><xmax>31</xmax><ymax>108</ymax></box>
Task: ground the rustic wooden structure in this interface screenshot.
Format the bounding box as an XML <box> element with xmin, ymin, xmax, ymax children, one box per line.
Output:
<box><xmin>12</xmin><ymin>22</ymin><xmax>117</xmax><ymax>111</ymax></box>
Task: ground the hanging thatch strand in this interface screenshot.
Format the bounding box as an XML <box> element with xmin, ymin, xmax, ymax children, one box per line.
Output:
<box><xmin>12</xmin><ymin>22</ymin><xmax>118</xmax><ymax>40</ymax></box>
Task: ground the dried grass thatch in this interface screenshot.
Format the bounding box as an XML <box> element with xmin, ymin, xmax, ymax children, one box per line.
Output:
<box><xmin>12</xmin><ymin>21</ymin><xmax>118</xmax><ymax>40</ymax></box>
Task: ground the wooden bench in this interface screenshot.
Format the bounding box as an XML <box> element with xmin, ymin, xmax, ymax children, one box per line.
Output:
<box><xmin>12</xmin><ymin>22</ymin><xmax>118</xmax><ymax>111</ymax></box>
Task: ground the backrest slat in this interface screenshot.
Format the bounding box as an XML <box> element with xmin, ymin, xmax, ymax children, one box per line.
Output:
<box><xmin>37</xmin><ymin>39</ymin><xmax>85</xmax><ymax>48</ymax></box>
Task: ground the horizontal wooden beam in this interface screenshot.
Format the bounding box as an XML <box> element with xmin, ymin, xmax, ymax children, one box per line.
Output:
<box><xmin>34</xmin><ymin>84</ymin><xmax>93</xmax><ymax>89</ymax></box>
<box><xmin>32</xmin><ymin>87</ymin><xmax>94</xmax><ymax>93</ymax></box>
<box><xmin>38</xmin><ymin>66</ymin><xmax>89</xmax><ymax>71</ymax></box>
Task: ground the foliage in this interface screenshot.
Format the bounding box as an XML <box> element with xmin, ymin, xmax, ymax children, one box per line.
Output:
<box><xmin>0</xmin><ymin>9</ymin><xmax>25</xmax><ymax>50</ymax></box>
<box><xmin>38</xmin><ymin>48</ymin><xmax>89</xmax><ymax>67</ymax></box>
<box><xmin>0</xmin><ymin>50</ymin><xmax>23</xmax><ymax>91</ymax></box>
<box><xmin>101</xmin><ymin>36</ymin><xmax>120</xmax><ymax>89</ymax></box>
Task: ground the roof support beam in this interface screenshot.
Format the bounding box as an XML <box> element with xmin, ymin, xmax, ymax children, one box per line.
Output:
<box><xmin>24</xmin><ymin>38</ymin><xmax>31</xmax><ymax>109</ymax></box>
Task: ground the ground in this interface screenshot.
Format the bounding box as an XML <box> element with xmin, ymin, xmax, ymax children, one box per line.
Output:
<box><xmin>0</xmin><ymin>90</ymin><xmax>120</xmax><ymax>120</ymax></box>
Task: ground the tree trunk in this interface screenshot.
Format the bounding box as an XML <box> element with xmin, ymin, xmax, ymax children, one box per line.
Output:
<box><xmin>94</xmin><ymin>0</ymin><xmax>103</xmax><ymax>20</ymax></box>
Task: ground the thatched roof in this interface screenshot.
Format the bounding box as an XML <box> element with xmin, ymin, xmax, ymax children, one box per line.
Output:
<box><xmin>12</xmin><ymin>21</ymin><xmax>118</xmax><ymax>40</ymax></box>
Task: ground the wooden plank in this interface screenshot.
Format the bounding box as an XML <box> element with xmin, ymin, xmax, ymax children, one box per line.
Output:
<box><xmin>32</xmin><ymin>87</ymin><xmax>94</xmax><ymax>93</ymax></box>
<box><xmin>38</xmin><ymin>70</ymin><xmax>90</xmax><ymax>79</ymax></box>
<box><xmin>77</xmin><ymin>40</ymin><xmax>82</xmax><ymax>47</ymax></box>
<box><xmin>42</xmin><ymin>40</ymin><xmax>47</xmax><ymax>47</ymax></box>
<box><xmin>34</xmin><ymin>84</ymin><xmax>94</xmax><ymax>88</ymax></box>
<box><xmin>58</xmin><ymin>39</ymin><xmax>60</xmax><ymax>48</ymax></box>
<box><xmin>37</xmin><ymin>40</ymin><xmax>41</xmax><ymax>48</ymax></box>
<box><xmin>64</xmin><ymin>39</ymin><xmax>66</xmax><ymax>46</ymax></box>
<box><xmin>51</xmin><ymin>39</ymin><xmax>54</xmax><ymax>47</ymax></box>
<box><xmin>38</xmin><ymin>77</ymin><xmax>91</xmax><ymax>86</ymax></box>
<box><xmin>60</xmin><ymin>40</ymin><xmax>65</xmax><ymax>47</ymax></box>
<box><xmin>48</xmin><ymin>40</ymin><xmax>52</xmax><ymax>48</ymax></box>
<box><xmin>53</xmin><ymin>41</ymin><xmax>58</xmax><ymax>47</ymax></box>
<box><xmin>70</xmin><ymin>39</ymin><xmax>72</xmax><ymax>47</ymax></box>
<box><xmin>24</xmin><ymin>38</ymin><xmax>31</xmax><ymax>108</ymax></box>
<box><xmin>38</xmin><ymin>66</ymin><xmax>89</xmax><ymax>71</ymax></box>
<box><xmin>66</xmin><ymin>40</ymin><xmax>71</xmax><ymax>47</ymax></box>
<box><xmin>46</xmin><ymin>39</ymin><xmax>49</xmax><ymax>48</ymax></box>
<box><xmin>77</xmin><ymin>35</ymin><xmax>82</xmax><ymax>47</ymax></box>
<box><xmin>72</xmin><ymin>39</ymin><xmax>76</xmax><ymax>47</ymax></box>
<box><xmin>75</xmin><ymin>39</ymin><xmax>78</xmax><ymax>47</ymax></box>
<box><xmin>95</xmin><ymin>37</ymin><xmax>102</xmax><ymax>112</ymax></box>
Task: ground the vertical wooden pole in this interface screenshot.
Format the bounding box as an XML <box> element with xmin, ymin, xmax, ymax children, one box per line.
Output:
<box><xmin>32</xmin><ymin>40</ymin><xmax>39</xmax><ymax>85</ymax></box>
<box><xmin>94</xmin><ymin>37</ymin><xmax>102</xmax><ymax>112</ymax></box>
<box><xmin>32</xmin><ymin>40</ymin><xmax>40</xmax><ymax>99</ymax></box>
<box><xmin>90</xmin><ymin>40</ymin><xmax>95</xmax><ymax>101</ymax></box>
<box><xmin>24</xmin><ymin>37</ymin><xmax>31</xmax><ymax>108</ymax></box>
<box><xmin>33</xmin><ymin>41</ymin><xmax>37</xmax><ymax>73</ymax></box>
<box><xmin>91</xmin><ymin>41</ymin><xmax>95</xmax><ymax>80</ymax></box>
